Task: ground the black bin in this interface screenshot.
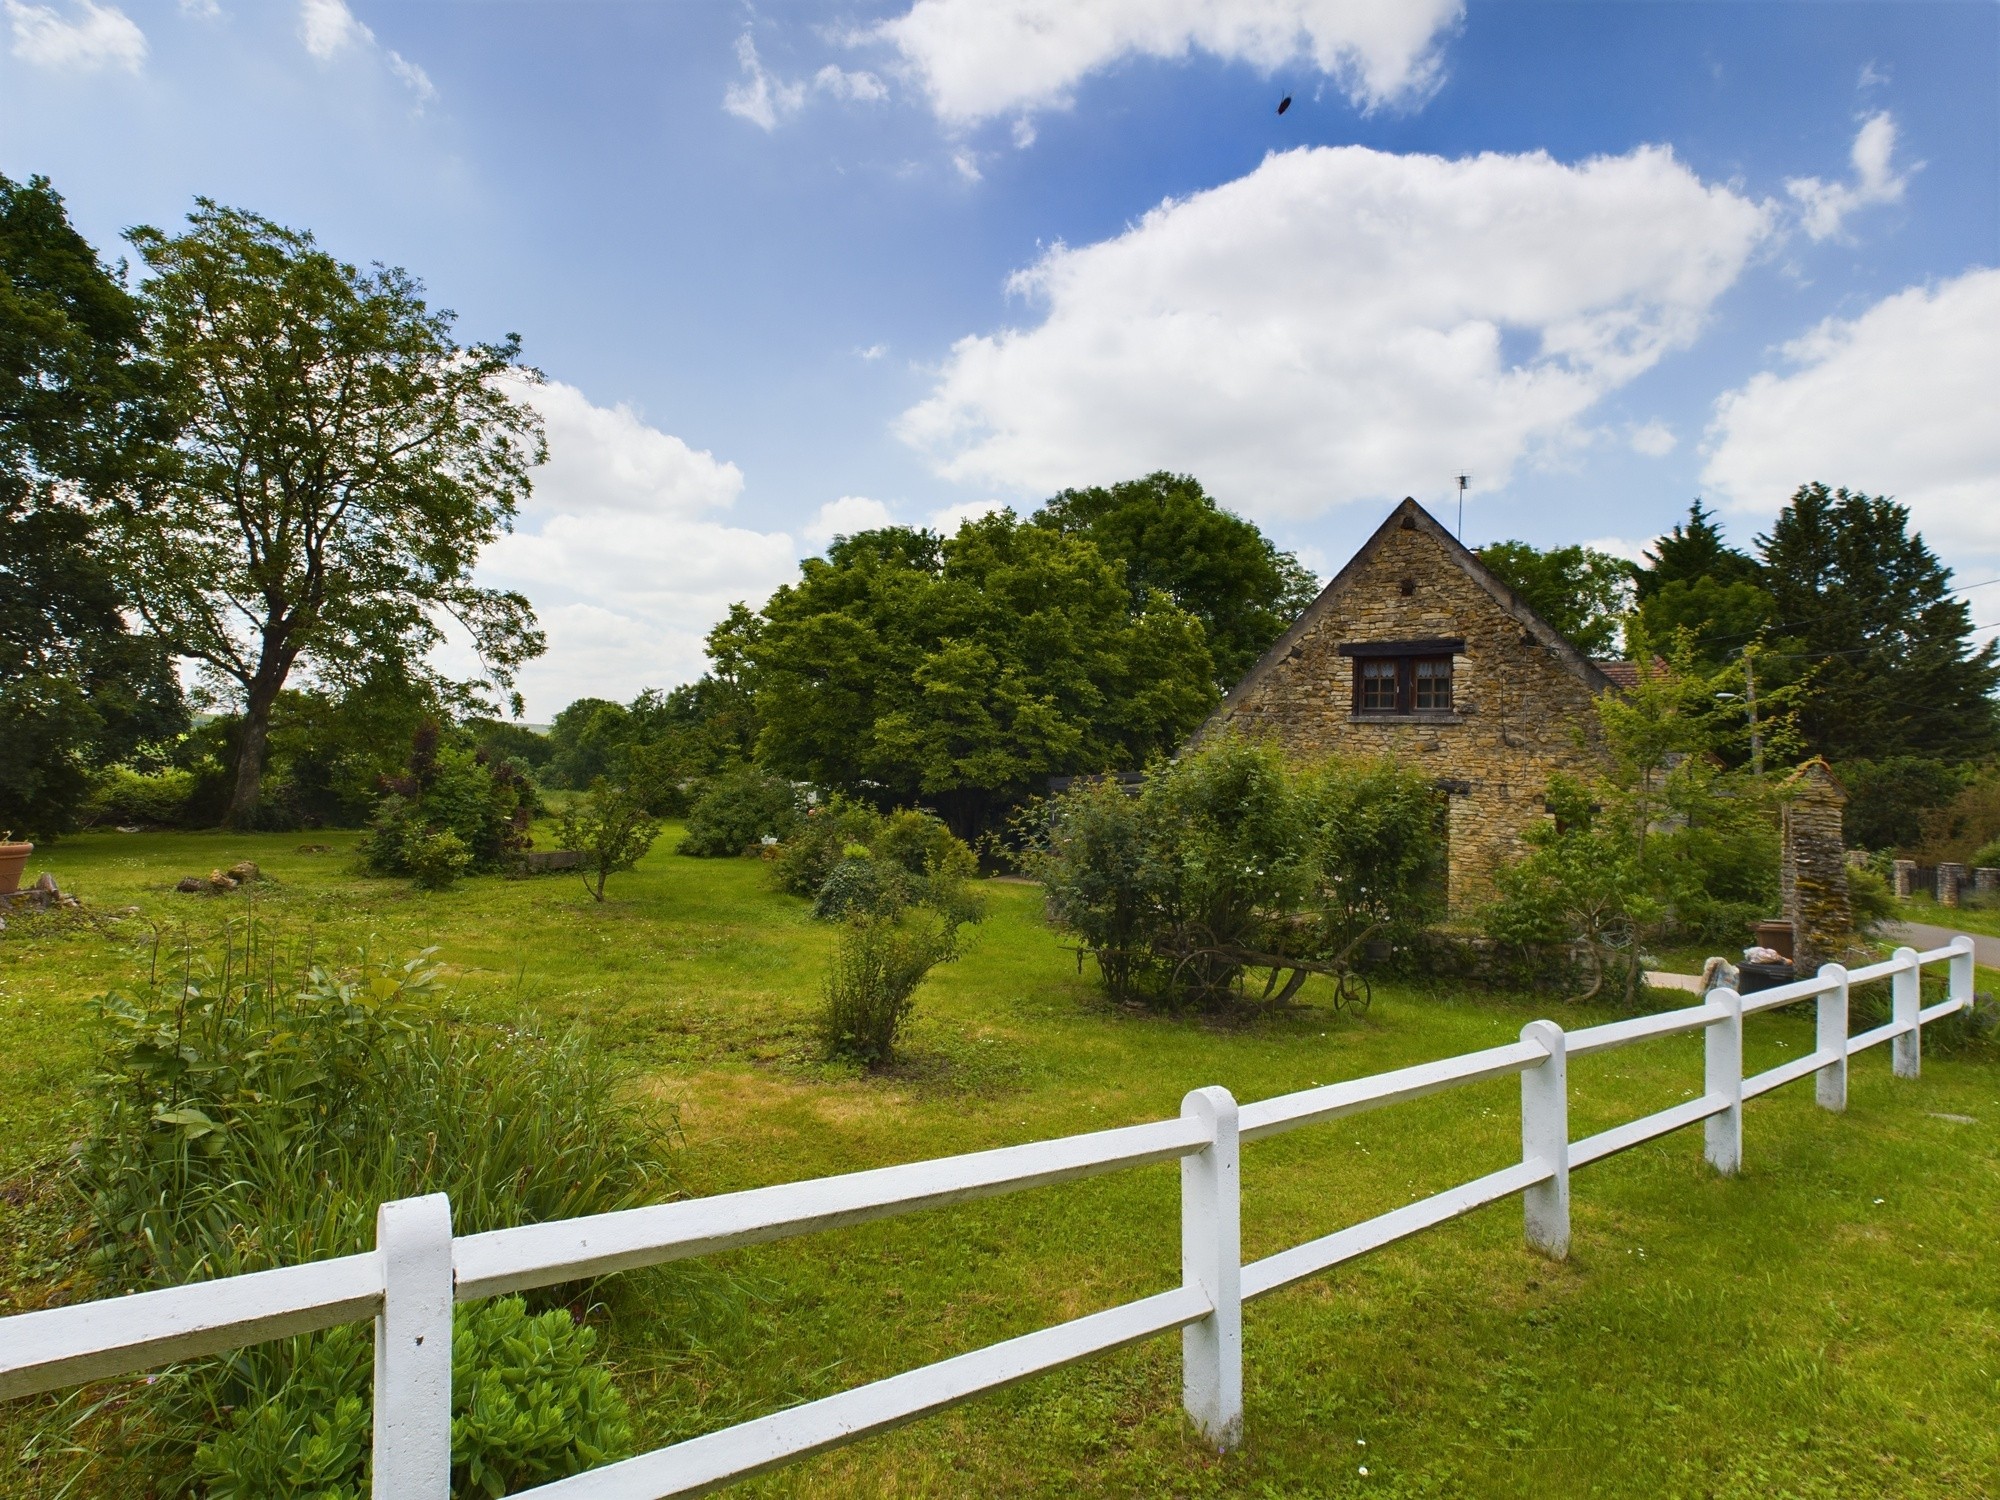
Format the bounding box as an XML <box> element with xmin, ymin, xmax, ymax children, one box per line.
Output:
<box><xmin>1738</xmin><ymin>960</ymin><xmax>1795</xmax><ymax>994</ymax></box>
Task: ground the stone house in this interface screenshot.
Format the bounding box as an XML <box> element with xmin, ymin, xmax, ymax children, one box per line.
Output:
<box><xmin>1196</xmin><ymin>497</ymin><xmax>1627</xmax><ymax>910</ymax></box>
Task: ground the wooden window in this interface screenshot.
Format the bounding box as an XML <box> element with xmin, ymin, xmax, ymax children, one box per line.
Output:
<box><xmin>1352</xmin><ymin>654</ymin><xmax>1454</xmax><ymax>715</ymax></box>
<box><xmin>1414</xmin><ymin>656</ymin><xmax>1453</xmax><ymax>711</ymax></box>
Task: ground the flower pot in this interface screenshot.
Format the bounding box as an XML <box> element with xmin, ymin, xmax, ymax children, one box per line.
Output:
<box><xmin>0</xmin><ymin>841</ymin><xmax>32</xmax><ymax>895</ymax></box>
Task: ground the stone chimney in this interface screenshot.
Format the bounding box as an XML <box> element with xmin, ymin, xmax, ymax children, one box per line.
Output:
<box><xmin>1781</xmin><ymin>759</ymin><xmax>1851</xmax><ymax>972</ymax></box>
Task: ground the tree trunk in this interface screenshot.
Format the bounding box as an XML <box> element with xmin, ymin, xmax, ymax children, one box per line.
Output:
<box><xmin>223</xmin><ymin>676</ymin><xmax>282</xmax><ymax>829</ymax></box>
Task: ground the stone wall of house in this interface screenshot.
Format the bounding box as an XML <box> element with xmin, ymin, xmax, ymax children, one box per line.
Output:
<box><xmin>1780</xmin><ymin>760</ymin><xmax>1851</xmax><ymax>971</ymax></box>
<box><xmin>1207</xmin><ymin>510</ymin><xmax>1611</xmax><ymax>909</ymax></box>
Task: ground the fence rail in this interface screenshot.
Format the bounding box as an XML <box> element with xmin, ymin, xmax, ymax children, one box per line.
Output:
<box><xmin>0</xmin><ymin>938</ymin><xmax>1978</xmax><ymax>1497</ymax></box>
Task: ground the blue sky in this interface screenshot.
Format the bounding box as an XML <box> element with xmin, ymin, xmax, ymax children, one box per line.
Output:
<box><xmin>4</xmin><ymin>0</ymin><xmax>1995</xmax><ymax>717</ymax></box>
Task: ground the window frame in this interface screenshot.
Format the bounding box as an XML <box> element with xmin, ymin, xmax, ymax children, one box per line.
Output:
<box><xmin>1349</xmin><ymin>652</ymin><xmax>1455</xmax><ymax>716</ymax></box>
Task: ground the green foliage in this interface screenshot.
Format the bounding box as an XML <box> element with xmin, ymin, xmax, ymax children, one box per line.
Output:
<box><xmin>1916</xmin><ymin>770</ymin><xmax>2000</xmax><ymax>865</ymax></box>
<box><xmin>1022</xmin><ymin>737</ymin><xmax>1444</xmax><ymax>1009</ymax></box>
<box><xmin>123</xmin><ymin>199</ymin><xmax>546</xmax><ymax>825</ymax></box>
<box><xmin>77</xmin><ymin>919</ymin><xmax>664</xmax><ymax>1490</ymax></box>
<box><xmin>677</xmin><ymin>768</ymin><xmax>801</xmax><ymax>856</ymax></box>
<box><xmin>1973</xmin><ymin>836</ymin><xmax>2000</xmax><ymax>871</ymax></box>
<box><xmin>2</xmin><ymin>174</ymin><xmax>186</xmax><ymax>836</ymax></box>
<box><xmin>360</xmin><ymin>722</ymin><xmax>537</xmax><ymax>882</ymax></box>
<box><xmin>1846</xmin><ymin>863</ymin><xmax>1896</xmax><ymax>931</ymax></box>
<box><xmin>812</xmin><ymin>855</ymin><xmax>900</xmax><ymax>921</ymax></box>
<box><xmin>189</xmin><ymin>1296</ymin><xmax>633</xmax><ymax>1500</ymax></box>
<box><xmin>1031</xmin><ymin>471</ymin><xmax>1319</xmax><ymax>685</ymax></box>
<box><xmin>1838</xmin><ymin>756</ymin><xmax>1968</xmax><ymax>853</ymax></box>
<box><xmin>1475</xmin><ymin>540</ymin><xmax>1635</xmax><ymax>657</ymax></box>
<box><xmin>1635</xmin><ymin>501</ymin><xmax>1764</xmax><ymax>598</ymax></box>
<box><xmin>770</xmin><ymin>797</ymin><xmax>886</xmax><ymax>897</ymax></box>
<box><xmin>468</xmin><ymin>717</ymin><xmax>555</xmax><ymax>774</ymax></box>
<box><xmin>746</xmin><ymin>512</ymin><xmax>1217</xmax><ymax>839</ymax></box>
<box><xmin>557</xmin><ymin>778</ymin><xmax>663</xmax><ymax>901</ymax></box>
<box><xmin>820</xmin><ymin>911</ymin><xmax>961</xmax><ymax>1066</ymax></box>
<box><xmin>1757</xmin><ymin>483</ymin><xmax>2000</xmax><ymax>766</ymax></box>
<box><xmin>1487</xmin><ymin>648</ymin><xmax>1783</xmax><ymax>999</ymax></box>
<box><xmin>82</xmin><ymin>765</ymin><xmax>197</xmax><ymax>827</ymax></box>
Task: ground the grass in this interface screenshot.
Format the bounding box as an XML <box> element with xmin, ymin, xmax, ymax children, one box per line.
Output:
<box><xmin>3</xmin><ymin>829</ymin><xmax>1999</xmax><ymax>1498</ymax></box>
<box><xmin>1895</xmin><ymin>892</ymin><xmax>2000</xmax><ymax>941</ymax></box>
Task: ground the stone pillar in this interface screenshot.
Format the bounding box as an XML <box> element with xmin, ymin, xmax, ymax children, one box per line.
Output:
<box><xmin>1781</xmin><ymin>760</ymin><xmax>1851</xmax><ymax>973</ymax></box>
<box><xmin>1892</xmin><ymin>859</ymin><xmax>1915</xmax><ymax>899</ymax></box>
<box><xmin>1976</xmin><ymin>867</ymin><xmax>2000</xmax><ymax>898</ymax></box>
<box><xmin>1939</xmin><ymin>863</ymin><xmax>1967</xmax><ymax>908</ymax></box>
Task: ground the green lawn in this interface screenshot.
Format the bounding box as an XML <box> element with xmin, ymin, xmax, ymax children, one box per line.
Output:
<box><xmin>1897</xmin><ymin>892</ymin><xmax>2000</xmax><ymax>941</ymax></box>
<box><xmin>4</xmin><ymin>830</ymin><xmax>1998</xmax><ymax>1498</ymax></box>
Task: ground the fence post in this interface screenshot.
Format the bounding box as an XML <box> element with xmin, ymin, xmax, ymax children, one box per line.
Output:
<box><xmin>1704</xmin><ymin>988</ymin><xmax>1743</xmax><ymax>1176</ymax></box>
<box><xmin>1518</xmin><ymin>1020</ymin><xmax>1569</xmax><ymax>1259</ymax></box>
<box><xmin>374</xmin><ymin>1193</ymin><xmax>454</xmax><ymax>1499</ymax></box>
<box><xmin>1949</xmin><ymin>935</ymin><xmax>1976</xmax><ymax>1022</ymax></box>
<box><xmin>1814</xmin><ymin>964</ymin><xmax>1848</xmax><ymax>1111</ymax></box>
<box><xmin>1179</xmin><ymin>1086</ymin><xmax>1242</xmax><ymax>1452</ymax></box>
<box><xmin>1891</xmin><ymin>946</ymin><xmax>1921</xmax><ymax>1080</ymax></box>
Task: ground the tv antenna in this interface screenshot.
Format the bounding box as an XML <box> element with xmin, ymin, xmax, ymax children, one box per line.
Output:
<box><xmin>1455</xmin><ymin>473</ymin><xmax>1470</xmax><ymax>539</ymax></box>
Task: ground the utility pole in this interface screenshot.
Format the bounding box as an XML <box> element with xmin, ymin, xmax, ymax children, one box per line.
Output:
<box><xmin>1743</xmin><ymin>646</ymin><xmax>1762</xmax><ymax>777</ymax></box>
<box><xmin>1456</xmin><ymin>473</ymin><xmax>1470</xmax><ymax>539</ymax></box>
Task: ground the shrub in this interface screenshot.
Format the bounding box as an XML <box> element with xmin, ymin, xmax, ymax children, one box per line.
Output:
<box><xmin>1846</xmin><ymin>863</ymin><xmax>1896</xmax><ymax>931</ymax></box>
<box><xmin>812</xmin><ymin>854</ymin><xmax>903</xmax><ymax>921</ymax></box>
<box><xmin>1972</xmin><ymin>836</ymin><xmax>2000</xmax><ymax>872</ymax></box>
<box><xmin>78</xmin><ymin>922</ymin><xmax>667</xmax><ymax>1487</ymax></box>
<box><xmin>359</xmin><ymin>721</ymin><xmax>537</xmax><ymax>882</ymax></box>
<box><xmin>771</xmin><ymin>797</ymin><xmax>883</xmax><ymax>896</ymax></box>
<box><xmin>1020</xmin><ymin>738</ymin><xmax>1443</xmax><ymax>1010</ymax></box>
<box><xmin>189</xmin><ymin>1297</ymin><xmax>634</xmax><ymax>1500</ymax></box>
<box><xmin>408</xmin><ymin>827</ymin><xmax>473</xmax><ymax>890</ymax></box>
<box><xmin>820</xmin><ymin>913</ymin><xmax>960</xmax><ymax>1066</ymax></box>
<box><xmin>81</xmin><ymin>765</ymin><xmax>196</xmax><ymax>827</ymax></box>
<box><xmin>677</xmin><ymin>768</ymin><xmax>801</xmax><ymax>857</ymax></box>
<box><xmin>557</xmin><ymin>778</ymin><xmax>663</xmax><ymax>901</ymax></box>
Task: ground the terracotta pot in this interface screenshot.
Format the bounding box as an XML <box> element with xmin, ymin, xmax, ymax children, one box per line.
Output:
<box><xmin>0</xmin><ymin>841</ymin><xmax>31</xmax><ymax>895</ymax></box>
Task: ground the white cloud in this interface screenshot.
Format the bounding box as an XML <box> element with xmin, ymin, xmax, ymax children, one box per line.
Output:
<box><xmin>807</xmin><ymin>495</ymin><xmax>895</xmax><ymax>545</ymax></box>
<box><xmin>1581</xmin><ymin>535</ymin><xmax>1652</xmax><ymax>566</ymax></box>
<box><xmin>814</xmin><ymin>62</ymin><xmax>887</xmax><ymax>102</ymax></box>
<box><xmin>1786</xmin><ymin>112</ymin><xmax>1911</xmax><ymax>242</ymax></box>
<box><xmin>724</xmin><ymin>33</ymin><xmax>807</xmax><ymax>129</ymax></box>
<box><xmin>1629</xmin><ymin>420</ymin><xmax>1677</xmax><ymax>458</ymax></box>
<box><xmin>929</xmin><ymin>497</ymin><xmax>1008</xmax><ymax>533</ymax></box>
<box><xmin>5</xmin><ymin>0</ymin><xmax>145</xmax><ymax>72</ymax></box>
<box><xmin>298</xmin><ymin>0</ymin><xmax>364</xmax><ymax>59</ymax></box>
<box><xmin>178</xmin><ymin>0</ymin><xmax>219</xmax><ymax>17</ymax></box>
<box><xmin>727</xmin><ymin>34</ymin><xmax>890</xmax><ymax>129</ymax></box>
<box><xmin>1010</xmin><ymin>116</ymin><xmax>1036</xmax><ymax>149</ymax></box>
<box><xmin>900</xmin><ymin>143</ymin><xmax>1772</xmax><ymax>520</ymax></box>
<box><xmin>297</xmin><ymin>0</ymin><xmax>434</xmax><ymax>104</ymax></box>
<box><xmin>1702</xmin><ymin>267</ymin><xmax>2000</xmax><ymax>564</ymax></box>
<box><xmin>856</xmin><ymin>343</ymin><xmax>888</xmax><ymax>361</ymax></box>
<box><xmin>468</xmin><ymin>379</ymin><xmax>797</xmax><ymax>717</ymax></box>
<box><xmin>950</xmin><ymin>147</ymin><xmax>982</xmax><ymax>182</ymax></box>
<box><xmin>874</xmin><ymin>0</ymin><xmax>1463</xmax><ymax>125</ymax></box>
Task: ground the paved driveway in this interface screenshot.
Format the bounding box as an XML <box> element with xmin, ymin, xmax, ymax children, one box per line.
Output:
<box><xmin>1882</xmin><ymin>920</ymin><xmax>2000</xmax><ymax>970</ymax></box>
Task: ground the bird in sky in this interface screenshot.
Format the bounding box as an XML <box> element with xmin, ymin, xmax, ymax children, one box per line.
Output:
<box><xmin>1277</xmin><ymin>95</ymin><xmax>1292</xmax><ymax>114</ymax></box>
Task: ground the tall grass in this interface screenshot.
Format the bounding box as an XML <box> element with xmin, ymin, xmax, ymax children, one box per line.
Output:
<box><xmin>72</xmin><ymin>917</ymin><xmax>673</xmax><ymax>1494</ymax></box>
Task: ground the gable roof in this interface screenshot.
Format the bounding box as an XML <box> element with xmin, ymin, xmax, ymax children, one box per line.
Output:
<box><xmin>1207</xmin><ymin>496</ymin><xmax>1621</xmax><ymax>726</ymax></box>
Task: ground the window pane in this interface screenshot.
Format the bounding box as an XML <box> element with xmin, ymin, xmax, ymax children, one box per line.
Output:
<box><xmin>1414</xmin><ymin>657</ymin><xmax>1452</xmax><ymax>711</ymax></box>
<box><xmin>1360</xmin><ymin>659</ymin><xmax>1397</xmax><ymax>711</ymax></box>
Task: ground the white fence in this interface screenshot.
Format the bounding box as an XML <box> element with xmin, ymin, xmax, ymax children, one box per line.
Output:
<box><xmin>1</xmin><ymin>939</ymin><xmax>1978</xmax><ymax>1496</ymax></box>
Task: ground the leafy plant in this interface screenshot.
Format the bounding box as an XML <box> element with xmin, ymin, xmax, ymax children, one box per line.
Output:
<box><xmin>359</xmin><ymin>720</ymin><xmax>536</xmax><ymax>883</ymax></box>
<box><xmin>1020</xmin><ymin>737</ymin><xmax>1443</xmax><ymax>1010</ymax></box>
<box><xmin>557</xmin><ymin>777</ymin><xmax>662</xmax><ymax>901</ymax></box>
<box><xmin>676</xmin><ymin>767</ymin><xmax>801</xmax><ymax>857</ymax></box>
<box><xmin>76</xmin><ymin>919</ymin><xmax>668</xmax><ymax>1490</ymax></box>
<box><xmin>820</xmin><ymin>912</ymin><xmax>961</xmax><ymax>1066</ymax></box>
<box><xmin>189</xmin><ymin>1297</ymin><xmax>634</xmax><ymax>1500</ymax></box>
<box><xmin>407</xmin><ymin>828</ymin><xmax>473</xmax><ymax>890</ymax></box>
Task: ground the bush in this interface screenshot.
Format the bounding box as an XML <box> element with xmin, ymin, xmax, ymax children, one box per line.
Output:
<box><xmin>78</xmin><ymin>922</ymin><xmax>667</xmax><ymax>1487</ymax></box>
<box><xmin>1019</xmin><ymin>738</ymin><xmax>1443</xmax><ymax>1010</ymax></box>
<box><xmin>1972</xmin><ymin>836</ymin><xmax>2000</xmax><ymax>872</ymax></box>
<box><xmin>408</xmin><ymin>827</ymin><xmax>473</xmax><ymax>890</ymax></box>
<box><xmin>1847</xmin><ymin>863</ymin><xmax>1896</xmax><ymax>931</ymax></box>
<box><xmin>812</xmin><ymin>854</ymin><xmax>901</xmax><ymax>921</ymax></box>
<box><xmin>820</xmin><ymin>913</ymin><xmax>960</xmax><ymax>1066</ymax></box>
<box><xmin>190</xmin><ymin>1297</ymin><xmax>633</xmax><ymax>1500</ymax></box>
<box><xmin>771</xmin><ymin>798</ymin><xmax>884</xmax><ymax>897</ymax></box>
<box><xmin>677</xmin><ymin>768</ymin><xmax>801</xmax><ymax>857</ymax></box>
<box><xmin>81</xmin><ymin>765</ymin><xmax>196</xmax><ymax>827</ymax></box>
<box><xmin>359</xmin><ymin>722</ymin><xmax>537</xmax><ymax>881</ymax></box>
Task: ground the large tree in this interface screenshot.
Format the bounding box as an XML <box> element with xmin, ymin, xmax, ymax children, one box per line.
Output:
<box><xmin>121</xmin><ymin>202</ymin><xmax>545</xmax><ymax>825</ymax></box>
<box><xmin>1</xmin><ymin>173</ymin><xmax>183</xmax><ymax>835</ymax></box>
<box><xmin>747</xmin><ymin>513</ymin><xmax>1217</xmax><ymax>836</ymax></box>
<box><xmin>1628</xmin><ymin>501</ymin><xmax>1774</xmax><ymax>669</ymax></box>
<box><xmin>1032</xmin><ymin>472</ymin><xmax>1318</xmax><ymax>686</ymax></box>
<box><xmin>1475</xmin><ymin>540</ymin><xmax>1635</xmax><ymax>657</ymax></box>
<box><xmin>1757</xmin><ymin>482</ymin><xmax>2000</xmax><ymax>766</ymax></box>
